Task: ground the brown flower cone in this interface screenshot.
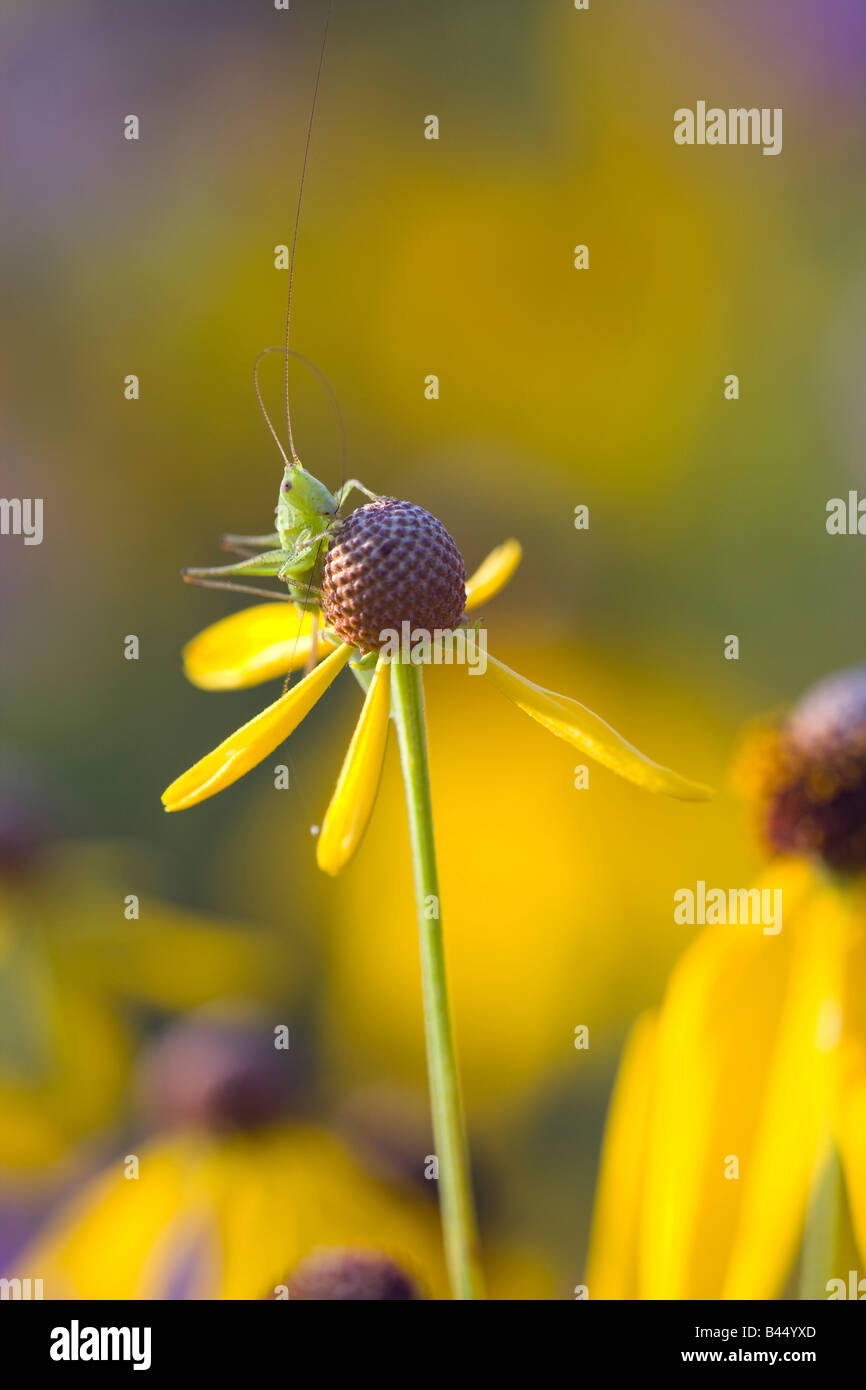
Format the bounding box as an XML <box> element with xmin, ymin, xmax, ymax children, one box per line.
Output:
<box><xmin>322</xmin><ymin>498</ymin><xmax>466</xmax><ymax>653</ymax></box>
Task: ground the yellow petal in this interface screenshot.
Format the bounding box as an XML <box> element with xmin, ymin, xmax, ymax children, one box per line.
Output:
<box><xmin>317</xmin><ymin>654</ymin><xmax>391</xmax><ymax>876</ymax></box>
<box><xmin>831</xmin><ymin>890</ymin><xmax>866</xmax><ymax>1267</ymax></box>
<box><xmin>585</xmin><ymin>1012</ymin><xmax>658</xmax><ymax>1299</ymax></box>
<box><xmin>723</xmin><ymin>880</ymin><xmax>845</xmax><ymax>1298</ymax></box>
<box><xmin>639</xmin><ymin>863</ymin><xmax>838</xmax><ymax>1299</ymax></box>
<box><xmin>839</xmin><ymin>1086</ymin><xmax>866</xmax><ymax>1272</ymax></box>
<box><xmin>183</xmin><ymin>603</ymin><xmax>333</xmax><ymax>690</ymax></box>
<box><xmin>464</xmin><ymin>540</ymin><xmax>522</xmax><ymax>612</ymax></box>
<box><xmin>480</xmin><ymin>653</ymin><xmax>713</xmax><ymax>800</ymax></box>
<box><xmin>163</xmin><ymin>644</ymin><xmax>350</xmax><ymax>812</ymax></box>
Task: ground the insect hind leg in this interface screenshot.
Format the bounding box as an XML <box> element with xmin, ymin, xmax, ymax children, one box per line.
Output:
<box><xmin>334</xmin><ymin>479</ymin><xmax>379</xmax><ymax>511</ymax></box>
<box><xmin>181</xmin><ymin>574</ymin><xmax>295</xmax><ymax>603</ymax></box>
<box><xmin>220</xmin><ymin>531</ymin><xmax>281</xmax><ymax>557</ymax></box>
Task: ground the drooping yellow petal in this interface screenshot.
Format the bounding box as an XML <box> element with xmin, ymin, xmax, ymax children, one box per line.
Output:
<box><xmin>163</xmin><ymin>644</ymin><xmax>350</xmax><ymax>812</ymax></box>
<box><xmin>480</xmin><ymin>653</ymin><xmax>713</xmax><ymax>800</ymax></box>
<box><xmin>464</xmin><ymin>540</ymin><xmax>522</xmax><ymax>611</ymax></box>
<box><xmin>723</xmin><ymin>879</ymin><xmax>845</xmax><ymax>1298</ymax></box>
<box><xmin>585</xmin><ymin>1012</ymin><xmax>657</xmax><ymax>1300</ymax></box>
<box><xmin>182</xmin><ymin>603</ymin><xmax>333</xmax><ymax>690</ymax></box>
<box><xmin>839</xmin><ymin>1089</ymin><xmax>866</xmax><ymax>1273</ymax></box>
<box><xmin>638</xmin><ymin>862</ymin><xmax>837</xmax><ymax>1299</ymax></box>
<box><xmin>317</xmin><ymin>655</ymin><xmax>391</xmax><ymax>876</ymax></box>
<box><xmin>831</xmin><ymin>887</ymin><xmax>866</xmax><ymax>1267</ymax></box>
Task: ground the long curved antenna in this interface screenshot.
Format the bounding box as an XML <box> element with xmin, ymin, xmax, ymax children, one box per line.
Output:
<box><xmin>284</xmin><ymin>0</ymin><xmax>333</xmax><ymax>464</ymax></box>
<box><xmin>254</xmin><ymin>347</ymin><xmax>292</xmax><ymax>467</ymax></box>
<box><xmin>254</xmin><ymin>344</ymin><xmax>347</xmax><ymax>481</ymax></box>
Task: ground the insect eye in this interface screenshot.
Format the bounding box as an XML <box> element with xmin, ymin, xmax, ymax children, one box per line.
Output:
<box><xmin>282</xmin><ymin>480</ymin><xmax>293</xmax><ymax>493</ymax></box>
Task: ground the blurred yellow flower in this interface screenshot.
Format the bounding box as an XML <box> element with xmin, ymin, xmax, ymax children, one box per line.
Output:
<box><xmin>23</xmin><ymin>1125</ymin><xmax>447</xmax><ymax>1299</ymax></box>
<box><xmin>588</xmin><ymin>669</ymin><xmax>866</xmax><ymax>1298</ymax></box>
<box><xmin>587</xmin><ymin>861</ymin><xmax>854</xmax><ymax>1298</ymax></box>
<box><xmin>0</xmin><ymin>847</ymin><xmax>279</xmax><ymax>1171</ymax></box>
<box><xmin>22</xmin><ymin>1121</ymin><xmax>552</xmax><ymax>1300</ymax></box>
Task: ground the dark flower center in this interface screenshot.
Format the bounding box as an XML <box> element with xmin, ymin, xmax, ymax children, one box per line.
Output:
<box><xmin>137</xmin><ymin>1019</ymin><xmax>303</xmax><ymax>1133</ymax></box>
<box><xmin>285</xmin><ymin>1248</ymin><xmax>422</xmax><ymax>1301</ymax></box>
<box><xmin>321</xmin><ymin>499</ymin><xmax>466</xmax><ymax>653</ymax></box>
<box><xmin>754</xmin><ymin>667</ymin><xmax>866</xmax><ymax>873</ymax></box>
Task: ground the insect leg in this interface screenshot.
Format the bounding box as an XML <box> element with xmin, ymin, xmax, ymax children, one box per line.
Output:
<box><xmin>334</xmin><ymin>479</ymin><xmax>379</xmax><ymax>510</ymax></box>
<box><xmin>276</xmin><ymin>536</ymin><xmax>327</xmax><ymax>580</ymax></box>
<box><xmin>183</xmin><ymin>550</ymin><xmax>291</xmax><ymax>581</ymax></box>
<box><xmin>182</xmin><ymin>575</ymin><xmax>295</xmax><ymax>602</ymax></box>
<box><xmin>301</xmin><ymin>612</ymin><xmax>320</xmax><ymax>679</ymax></box>
<box><xmin>220</xmin><ymin>531</ymin><xmax>281</xmax><ymax>553</ymax></box>
<box><xmin>220</xmin><ymin>543</ymin><xmax>261</xmax><ymax>559</ymax></box>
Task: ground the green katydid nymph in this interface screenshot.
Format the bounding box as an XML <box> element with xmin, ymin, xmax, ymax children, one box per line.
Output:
<box><xmin>183</xmin><ymin>459</ymin><xmax>379</xmax><ymax>617</ymax></box>
<box><xmin>166</xmin><ymin>0</ymin><xmax>710</xmax><ymax>826</ymax></box>
<box><xmin>177</xmin><ymin>0</ymin><xmax>460</xmax><ymax>659</ymax></box>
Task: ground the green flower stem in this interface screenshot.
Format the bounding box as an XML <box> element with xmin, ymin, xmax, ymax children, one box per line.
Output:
<box><xmin>799</xmin><ymin>1145</ymin><xmax>841</xmax><ymax>1301</ymax></box>
<box><xmin>390</xmin><ymin>658</ymin><xmax>485</xmax><ymax>1300</ymax></box>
